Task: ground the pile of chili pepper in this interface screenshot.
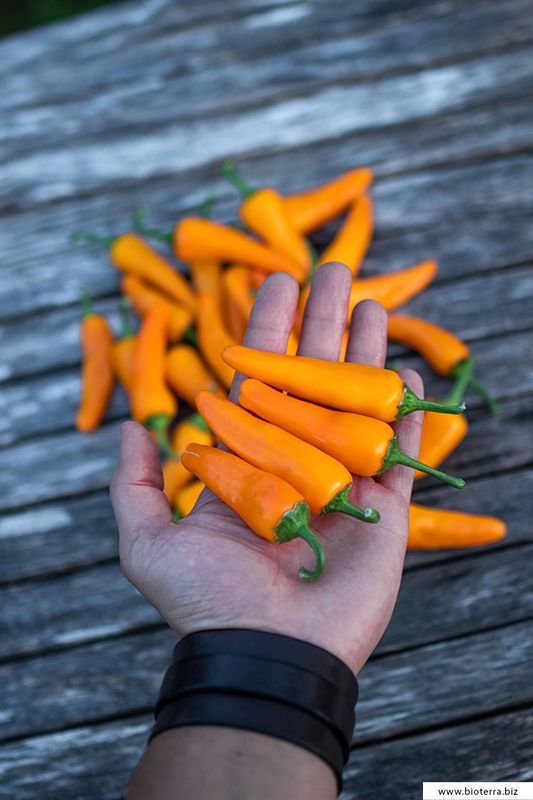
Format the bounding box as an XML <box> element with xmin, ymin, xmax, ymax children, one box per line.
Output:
<box><xmin>74</xmin><ymin>162</ymin><xmax>506</xmax><ymax>579</ymax></box>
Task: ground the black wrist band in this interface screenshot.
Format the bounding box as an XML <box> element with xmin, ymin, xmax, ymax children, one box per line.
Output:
<box><xmin>150</xmin><ymin>629</ymin><xmax>358</xmax><ymax>793</ymax></box>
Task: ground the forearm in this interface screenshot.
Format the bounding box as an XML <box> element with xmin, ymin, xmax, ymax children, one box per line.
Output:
<box><xmin>126</xmin><ymin>725</ymin><xmax>337</xmax><ymax>800</ymax></box>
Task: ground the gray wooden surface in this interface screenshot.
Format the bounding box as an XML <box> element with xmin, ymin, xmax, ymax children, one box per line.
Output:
<box><xmin>1</xmin><ymin>1</ymin><xmax>532</xmax><ymax>797</ymax></box>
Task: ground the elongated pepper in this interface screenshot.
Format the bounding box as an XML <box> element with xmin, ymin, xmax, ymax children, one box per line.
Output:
<box><xmin>121</xmin><ymin>274</ymin><xmax>193</xmax><ymax>342</ymax></box>
<box><xmin>112</xmin><ymin>300</ymin><xmax>136</xmax><ymax>392</ymax></box>
<box><xmin>222</xmin><ymin>346</ymin><xmax>466</xmax><ymax>422</ymax></box>
<box><xmin>415</xmin><ymin>357</ymin><xmax>473</xmax><ymax>480</ymax></box>
<box><xmin>282</xmin><ymin>168</ymin><xmax>374</xmax><ymax>234</ymax></box>
<box><xmin>181</xmin><ymin>443</ymin><xmax>326</xmax><ymax>580</ymax></box>
<box><xmin>239</xmin><ymin>379</ymin><xmax>465</xmax><ymax>488</ymax></box>
<box><xmin>197</xmin><ymin>292</ymin><xmax>236</xmax><ymax>389</ymax></box>
<box><xmin>76</xmin><ymin>295</ymin><xmax>114</xmax><ymax>432</ymax></box>
<box><xmin>166</xmin><ymin>344</ymin><xmax>225</xmax><ymax>408</ymax></box>
<box><xmin>174</xmin><ymin>480</ymin><xmax>205</xmax><ymax>518</ymax></box>
<box><xmin>222</xmin><ymin>265</ymin><xmax>254</xmax><ymax>342</ymax></box>
<box><xmin>162</xmin><ymin>412</ymin><xmax>214</xmax><ymax>505</ymax></box>
<box><xmin>71</xmin><ymin>231</ymin><xmax>196</xmax><ymax>313</ymax></box>
<box><xmin>387</xmin><ymin>314</ymin><xmax>497</xmax><ymax>413</ymax></box>
<box><xmin>408</xmin><ymin>504</ymin><xmax>506</xmax><ymax>550</ymax></box>
<box><xmin>131</xmin><ymin>303</ymin><xmax>176</xmax><ymax>457</ymax></box>
<box><xmin>196</xmin><ymin>391</ymin><xmax>380</xmax><ymax>522</ymax></box>
<box><xmin>222</xmin><ymin>161</ymin><xmax>310</xmax><ymax>277</ymax></box>
<box><xmin>318</xmin><ymin>194</ymin><xmax>373</xmax><ymax>277</ymax></box>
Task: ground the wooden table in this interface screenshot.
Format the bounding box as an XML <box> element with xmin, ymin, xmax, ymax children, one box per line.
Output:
<box><xmin>1</xmin><ymin>1</ymin><xmax>532</xmax><ymax>796</ymax></box>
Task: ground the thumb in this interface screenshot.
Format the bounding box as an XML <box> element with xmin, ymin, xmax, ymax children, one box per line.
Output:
<box><xmin>110</xmin><ymin>421</ymin><xmax>173</xmax><ymax>553</ymax></box>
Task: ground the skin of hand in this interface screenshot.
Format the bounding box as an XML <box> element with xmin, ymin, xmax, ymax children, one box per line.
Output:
<box><xmin>110</xmin><ymin>262</ymin><xmax>424</xmax><ymax>675</ymax></box>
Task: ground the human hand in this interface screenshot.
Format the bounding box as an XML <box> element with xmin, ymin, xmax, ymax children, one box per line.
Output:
<box><xmin>110</xmin><ymin>262</ymin><xmax>423</xmax><ymax>675</ymax></box>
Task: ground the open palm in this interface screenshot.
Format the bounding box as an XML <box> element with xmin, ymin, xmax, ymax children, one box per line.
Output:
<box><xmin>110</xmin><ymin>263</ymin><xmax>423</xmax><ymax>675</ymax></box>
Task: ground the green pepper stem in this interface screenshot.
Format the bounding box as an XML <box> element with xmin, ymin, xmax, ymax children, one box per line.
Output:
<box><xmin>118</xmin><ymin>299</ymin><xmax>135</xmax><ymax>339</ymax></box>
<box><xmin>446</xmin><ymin>356</ymin><xmax>476</xmax><ymax>406</ymax></box>
<box><xmin>172</xmin><ymin>508</ymin><xmax>182</xmax><ymax>522</ymax></box>
<box><xmin>70</xmin><ymin>231</ymin><xmax>115</xmax><ymax>249</ymax></box>
<box><xmin>187</xmin><ymin>411</ymin><xmax>211</xmax><ymax>433</ymax></box>
<box><xmin>322</xmin><ymin>485</ymin><xmax>380</xmax><ymax>523</ymax></box>
<box><xmin>81</xmin><ymin>289</ymin><xmax>93</xmax><ymax>319</ymax></box>
<box><xmin>221</xmin><ymin>160</ymin><xmax>255</xmax><ymax>199</ymax></box>
<box><xmin>275</xmin><ymin>501</ymin><xmax>325</xmax><ymax>581</ymax></box>
<box><xmin>145</xmin><ymin>413</ymin><xmax>176</xmax><ymax>459</ymax></box>
<box><xmin>181</xmin><ymin>325</ymin><xmax>198</xmax><ymax>346</ymax></box>
<box><xmin>198</xmin><ymin>190</ymin><xmax>215</xmax><ymax>219</ymax></box>
<box><xmin>468</xmin><ymin>375</ymin><xmax>499</xmax><ymax>415</ymax></box>
<box><xmin>397</xmin><ymin>383</ymin><xmax>466</xmax><ymax>418</ymax></box>
<box><xmin>133</xmin><ymin>207</ymin><xmax>173</xmax><ymax>245</ymax></box>
<box><xmin>380</xmin><ymin>434</ymin><xmax>465</xmax><ymax>489</ymax></box>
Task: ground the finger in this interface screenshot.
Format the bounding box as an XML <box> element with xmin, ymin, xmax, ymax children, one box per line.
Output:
<box><xmin>345</xmin><ymin>299</ymin><xmax>388</xmax><ymax>367</ymax></box>
<box><xmin>110</xmin><ymin>421</ymin><xmax>172</xmax><ymax>548</ymax></box>
<box><xmin>229</xmin><ymin>271</ymin><xmax>299</xmax><ymax>403</ymax></box>
<box><xmin>377</xmin><ymin>368</ymin><xmax>424</xmax><ymax>499</ymax></box>
<box><xmin>297</xmin><ymin>262</ymin><xmax>352</xmax><ymax>359</ymax></box>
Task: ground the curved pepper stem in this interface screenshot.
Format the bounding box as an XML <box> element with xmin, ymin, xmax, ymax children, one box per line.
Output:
<box><xmin>118</xmin><ymin>299</ymin><xmax>135</xmax><ymax>339</ymax></box>
<box><xmin>397</xmin><ymin>383</ymin><xmax>466</xmax><ymax>418</ymax></box>
<box><xmin>198</xmin><ymin>190</ymin><xmax>215</xmax><ymax>219</ymax></box>
<box><xmin>145</xmin><ymin>413</ymin><xmax>176</xmax><ymax>459</ymax></box>
<box><xmin>446</xmin><ymin>356</ymin><xmax>475</xmax><ymax>405</ymax></box>
<box><xmin>80</xmin><ymin>289</ymin><xmax>93</xmax><ymax>319</ymax></box>
<box><xmin>172</xmin><ymin>508</ymin><xmax>183</xmax><ymax>522</ymax></box>
<box><xmin>450</xmin><ymin>357</ymin><xmax>498</xmax><ymax>414</ymax></box>
<box><xmin>133</xmin><ymin>207</ymin><xmax>173</xmax><ymax>245</ymax></box>
<box><xmin>221</xmin><ymin>160</ymin><xmax>255</xmax><ymax>199</ymax></box>
<box><xmin>380</xmin><ymin>434</ymin><xmax>465</xmax><ymax>489</ymax></box>
<box><xmin>70</xmin><ymin>231</ymin><xmax>116</xmax><ymax>249</ymax></box>
<box><xmin>275</xmin><ymin>501</ymin><xmax>325</xmax><ymax>581</ymax></box>
<box><xmin>322</xmin><ymin>486</ymin><xmax>380</xmax><ymax>523</ymax></box>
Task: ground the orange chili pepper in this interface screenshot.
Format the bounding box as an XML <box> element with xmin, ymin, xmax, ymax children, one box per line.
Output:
<box><xmin>286</xmin><ymin>327</ymin><xmax>299</xmax><ymax>356</ymax></box>
<box><xmin>414</xmin><ymin>359</ymin><xmax>473</xmax><ymax>480</ymax></box>
<box><xmin>131</xmin><ymin>303</ymin><xmax>177</xmax><ymax>456</ymax></box>
<box><xmin>222</xmin><ymin>345</ymin><xmax>465</xmax><ymax>422</ymax></box>
<box><xmin>112</xmin><ymin>300</ymin><xmax>136</xmax><ymax>392</ymax></box>
<box><xmin>162</xmin><ymin>412</ymin><xmax>214</xmax><ymax>505</ymax></box>
<box><xmin>166</xmin><ymin>344</ymin><xmax>225</xmax><ymax>408</ymax></box>
<box><xmin>189</xmin><ymin>261</ymin><xmax>222</xmax><ymax>307</ymax></box>
<box><xmin>408</xmin><ymin>504</ymin><xmax>506</xmax><ymax>550</ymax></box>
<box><xmin>181</xmin><ymin>443</ymin><xmax>325</xmax><ymax>580</ymax></box>
<box><xmin>318</xmin><ymin>194</ymin><xmax>373</xmax><ymax>276</ymax></box>
<box><xmin>249</xmin><ymin>269</ymin><xmax>266</xmax><ymax>291</ymax></box>
<box><xmin>174</xmin><ymin>218</ymin><xmax>305</xmax><ymax>282</ymax></box>
<box><xmin>387</xmin><ymin>314</ymin><xmax>497</xmax><ymax>413</ymax></box>
<box><xmin>197</xmin><ymin>391</ymin><xmax>380</xmax><ymax>521</ymax></box>
<box><xmin>76</xmin><ymin>295</ymin><xmax>114</xmax><ymax>433</ymax></box>
<box><xmin>282</xmin><ymin>168</ymin><xmax>374</xmax><ymax>234</ymax></box>
<box><xmin>71</xmin><ymin>231</ymin><xmax>196</xmax><ymax>313</ymax></box>
<box><xmin>297</xmin><ymin>259</ymin><xmax>437</xmax><ymax>328</ymax></box>
<box><xmin>121</xmin><ymin>274</ymin><xmax>193</xmax><ymax>342</ymax></box>
<box><xmin>197</xmin><ymin>292</ymin><xmax>237</xmax><ymax>390</ymax></box>
<box><xmin>174</xmin><ymin>480</ymin><xmax>205</xmax><ymax>518</ymax></box>
<box><xmin>222</xmin><ymin>161</ymin><xmax>310</xmax><ymax>277</ymax></box>
<box><xmin>239</xmin><ymin>379</ymin><xmax>465</xmax><ymax>488</ymax></box>
<box><xmin>222</xmin><ymin>265</ymin><xmax>254</xmax><ymax>342</ymax></box>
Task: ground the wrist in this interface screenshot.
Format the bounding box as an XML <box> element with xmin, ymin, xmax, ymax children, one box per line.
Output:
<box><xmin>150</xmin><ymin>628</ymin><xmax>358</xmax><ymax>794</ymax></box>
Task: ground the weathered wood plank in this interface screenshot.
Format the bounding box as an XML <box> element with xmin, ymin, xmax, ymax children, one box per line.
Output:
<box><xmin>1</xmin><ymin>616</ymin><xmax>531</xmax><ymax>745</ymax></box>
<box><xmin>1</xmin><ymin>256</ymin><xmax>531</xmax><ymax>384</ymax></box>
<box><xmin>3</xmin><ymin>46</ymin><xmax>533</xmax><ymax>212</ymax></box>
<box><xmin>2</xmin><ymin>539</ymin><xmax>531</xmax><ymax>662</ymax></box>
<box><xmin>342</xmin><ymin>709</ymin><xmax>533</xmax><ymax>799</ymax></box>
<box><xmin>4</xmin><ymin>0</ymin><xmax>533</xmax><ymax>159</ymax></box>
<box><xmin>1</xmin><ymin>463</ymin><xmax>530</xmax><ymax>584</ymax></box>
<box><xmin>0</xmin><ymin>704</ymin><xmax>531</xmax><ymax>799</ymax></box>
<box><xmin>2</xmin><ymin>99</ymin><xmax>533</xmax><ymax>319</ymax></box>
